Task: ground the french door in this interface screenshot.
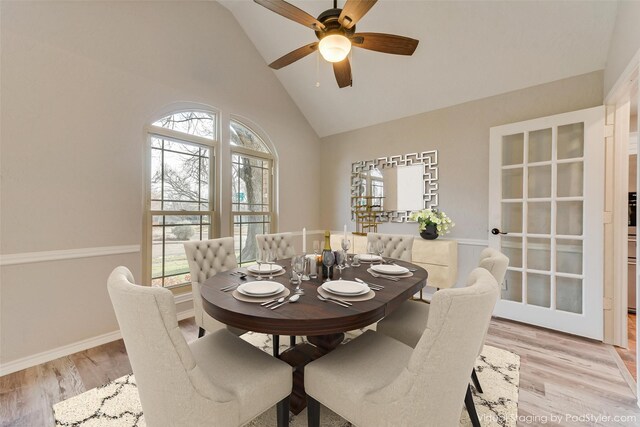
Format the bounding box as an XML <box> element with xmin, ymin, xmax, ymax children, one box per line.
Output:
<box><xmin>488</xmin><ymin>106</ymin><xmax>604</xmax><ymax>340</ymax></box>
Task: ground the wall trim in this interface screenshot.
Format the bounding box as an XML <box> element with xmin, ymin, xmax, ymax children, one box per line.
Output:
<box><xmin>174</xmin><ymin>292</ymin><xmax>194</xmax><ymax>305</ymax></box>
<box><xmin>449</xmin><ymin>238</ymin><xmax>488</xmax><ymax>247</ymax></box>
<box><xmin>0</xmin><ymin>305</ymin><xmax>194</xmax><ymax>377</ymax></box>
<box><xmin>0</xmin><ymin>245</ymin><xmax>141</xmax><ymax>266</ymax></box>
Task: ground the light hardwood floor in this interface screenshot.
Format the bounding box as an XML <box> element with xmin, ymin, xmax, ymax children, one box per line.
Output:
<box><xmin>1</xmin><ymin>318</ymin><xmax>639</xmax><ymax>426</ymax></box>
<box><xmin>615</xmin><ymin>313</ymin><xmax>637</xmax><ymax>382</ymax></box>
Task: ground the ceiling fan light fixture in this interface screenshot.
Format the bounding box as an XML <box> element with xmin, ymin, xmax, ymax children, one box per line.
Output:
<box><xmin>319</xmin><ymin>34</ymin><xmax>351</xmax><ymax>63</ymax></box>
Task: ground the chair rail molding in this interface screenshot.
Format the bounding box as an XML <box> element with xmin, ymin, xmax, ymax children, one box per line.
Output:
<box><xmin>0</xmin><ymin>245</ymin><xmax>141</xmax><ymax>266</ymax></box>
<box><xmin>448</xmin><ymin>238</ymin><xmax>488</xmax><ymax>247</ymax></box>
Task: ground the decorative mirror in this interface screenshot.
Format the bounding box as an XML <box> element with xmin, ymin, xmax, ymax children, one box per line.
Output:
<box><xmin>351</xmin><ymin>151</ymin><xmax>439</xmax><ymax>229</ymax></box>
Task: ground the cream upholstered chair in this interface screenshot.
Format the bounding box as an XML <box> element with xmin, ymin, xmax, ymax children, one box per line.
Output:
<box><xmin>255</xmin><ymin>232</ymin><xmax>296</xmax><ymax>260</ymax></box>
<box><xmin>305</xmin><ymin>268</ymin><xmax>499</xmax><ymax>427</ymax></box>
<box><xmin>107</xmin><ymin>266</ymin><xmax>292</xmax><ymax>427</ymax></box>
<box><xmin>184</xmin><ymin>238</ymin><xmax>246</xmax><ymax>338</ymax></box>
<box><xmin>377</xmin><ymin>247</ymin><xmax>509</xmax><ymax>347</ymax></box>
<box><xmin>255</xmin><ymin>232</ymin><xmax>297</xmax><ymax>353</ymax></box>
<box><xmin>375</xmin><ymin>247</ymin><xmax>509</xmax><ymax>426</ymax></box>
<box><xmin>366</xmin><ymin>233</ymin><xmax>414</xmax><ymax>261</ymax></box>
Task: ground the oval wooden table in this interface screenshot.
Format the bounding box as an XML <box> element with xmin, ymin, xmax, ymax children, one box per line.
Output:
<box><xmin>201</xmin><ymin>258</ymin><xmax>428</xmax><ymax>414</ymax></box>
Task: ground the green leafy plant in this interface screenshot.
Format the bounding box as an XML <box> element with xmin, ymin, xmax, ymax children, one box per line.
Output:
<box><xmin>409</xmin><ymin>209</ymin><xmax>455</xmax><ymax>235</ymax></box>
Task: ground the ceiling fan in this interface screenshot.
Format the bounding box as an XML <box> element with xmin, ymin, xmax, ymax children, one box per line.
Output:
<box><xmin>254</xmin><ymin>0</ymin><xmax>419</xmax><ymax>88</ymax></box>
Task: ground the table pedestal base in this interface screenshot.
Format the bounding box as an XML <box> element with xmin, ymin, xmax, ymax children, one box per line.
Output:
<box><xmin>279</xmin><ymin>333</ymin><xmax>344</xmax><ymax>415</ymax></box>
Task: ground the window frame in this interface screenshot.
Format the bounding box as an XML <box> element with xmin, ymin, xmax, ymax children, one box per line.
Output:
<box><xmin>143</xmin><ymin>109</ymin><xmax>220</xmax><ymax>292</ymax></box>
<box><xmin>229</xmin><ymin>119</ymin><xmax>276</xmax><ymax>266</ymax></box>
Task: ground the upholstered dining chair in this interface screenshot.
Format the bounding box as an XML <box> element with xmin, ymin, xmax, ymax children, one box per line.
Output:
<box><xmin>255</xmin><ymin>232</ymin><xmax>297</xmax><ymax>353</ymax></box>
<box><xmin>375</xmin><ymin>247</ymin><xmax>509</xmax><ymax>426</ymax></box>
<box><xmin>366</xmin><ymin>233</ymin><xmax>414</xmax><ymax>261</ymax></box>
<box><xmin>184</xmin><ymin>238</ymin><xmax>247</xmax><ymax>338</ymax></box>
<box><xmin>107</xmin><ymin>266</ymin><xmax>292</xmax><ymax>427</ymax></box>
<box><xmin>255</xmin><ymin>232</ymin><xmax>296</xmax><ymax>260</ymax></box>
<box><xmin>305</xmin><ymin>268</ymin><xmax>499</xmax><ymax>427</ymax></box>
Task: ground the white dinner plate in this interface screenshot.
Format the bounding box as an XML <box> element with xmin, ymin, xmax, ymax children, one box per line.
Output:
<box><xmin>357</xmin><ymin>254</ymin><xmax>382</xmax><ymax>262</ymax></box>
<box><xmin>371</xmin><ymin>264</ymin><xmax>410</xmax><ymax>275</ymax></box>
<box><xmin>321</xmin><ymin>280</ymin><xmax>370</xmax><ymax>296</ymax></box>
<box><xmin>237</xmin><ymin>281</ymin><xmax>285</xmax><ymax>297</ymax></box>
<box><xmin>247</xmin><ymin>264</ymin><xmax>283</xmax><ymax>274</ymax></box>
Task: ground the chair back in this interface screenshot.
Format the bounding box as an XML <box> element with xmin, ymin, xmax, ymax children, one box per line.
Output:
<box><xmin>366</xmin><ymin>233</ymin><xmax>414</xmax><ymax>261</ymax></box>
<box><xmin>478</xmin><ymin>247</ymin><xmax>509</xmax><ymax>285</ymax></box>
<box><xmin>107</xmin><ymin>267</ymin><xmax>237</xmax><ymax>426</ymax></box>
<box><xmin>184</xmin><ymin>238</ymin><xmax>238</xmax><ymax>329</ymax></box>
<box><xmin>363</xmin><ymin>268</ymin><xmax>498</xmax><ymax>425</ymax></box>
<box><xmin>255</xmin><ymin>232</ymin><xmax>296</xmax><ymax>260</ymax></box>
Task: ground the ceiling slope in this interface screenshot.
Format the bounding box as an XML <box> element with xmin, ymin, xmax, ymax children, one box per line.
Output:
<box><xmin>222</xmin><ymin>0</ymin><xmax>617</xmax><ymax>137</ymax></box>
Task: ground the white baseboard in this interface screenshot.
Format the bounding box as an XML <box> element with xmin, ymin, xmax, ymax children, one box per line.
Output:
<box><xmin>0</xmin><ymin>306</ymin><xmax>195</xmax><ymax>377</ymax></box>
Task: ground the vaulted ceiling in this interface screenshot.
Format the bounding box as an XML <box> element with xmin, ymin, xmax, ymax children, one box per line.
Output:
<box><xmin>221</xmin><ymin>1</ymin><xmax>618</xmax><ymax>137</ymax></box>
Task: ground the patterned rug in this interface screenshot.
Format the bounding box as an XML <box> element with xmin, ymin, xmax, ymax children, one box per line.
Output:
<box><xmin>53</xmin><ymin>330</ymin><xmax>519</xmax><ymax>427</ymax></box>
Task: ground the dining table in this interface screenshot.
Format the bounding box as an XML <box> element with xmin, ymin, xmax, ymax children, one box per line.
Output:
<box><xmin>200</xmin><ymin>257</ymin><xmax>428</xmax><ymax>414</ymax></box>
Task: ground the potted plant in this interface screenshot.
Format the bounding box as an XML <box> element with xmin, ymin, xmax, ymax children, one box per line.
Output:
<box><xmin>409</xmin><ymin>209</ymin><xmax>454</xmax><ymax>240</ymax></box>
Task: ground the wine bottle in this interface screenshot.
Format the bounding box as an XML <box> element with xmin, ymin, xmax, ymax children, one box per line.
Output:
<box><xmin>321</xmin><ymin>230</ymin><xmax>334</xmax><ymax>280</ymax></box>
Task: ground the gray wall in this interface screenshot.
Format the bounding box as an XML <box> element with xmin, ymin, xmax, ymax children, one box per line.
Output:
<box><xmin>604</xmin><ymin>0</ymin><xmax>640</xmax><ymax>96</ymax></box>
<box><xmin>0</xmin><ymin>1</ymin><xmax>321</xmax><ymax>365</ymax></box>
<box><xmin>320</xmin><ymin>71</ymin><xmax>604</xmax><ymax>284</ymax></box>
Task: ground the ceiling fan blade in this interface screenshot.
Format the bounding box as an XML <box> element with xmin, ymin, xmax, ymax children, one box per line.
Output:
<box><xmin>268</xmin><ymin>42</ymin><xmax>319</xmax><ymax>69</ymax></box>
<box><xmin>254</xmin><ymin>0</ymin><xmax>325</xmax><ymax>31</ymax></box>
<box><xmin>333</xmin><ymin>58</ymin><xmax>353</xmax><ymax>88</ymax></box>
<box><xmin>339</xmin><ymin>0</ymin><xmax>378</xmax><ymax>29</ymax></box>
<box><xmin>351</xmin><ymin>32</ymin><xmax>419</xmax><ymax>55</ymax></box>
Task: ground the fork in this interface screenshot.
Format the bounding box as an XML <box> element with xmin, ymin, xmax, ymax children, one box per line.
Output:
<box><xmin>355</xmin><ymin>278</ymin><xmax>384</xmax><ymax>290</ymax></box>
<box><xmin>368</xmin><ymin>271</ymin><xmax>400</xmax><ymax>281</ymax></box>
<box><xmin>317</xmin><ymin>295</ymin><xmax>350</xmax><ymax>307</ymax></box>
<box><xmin>230</xmin><ymin>272</ymin><xmax>248</xmax><ymax>279</ymax></box>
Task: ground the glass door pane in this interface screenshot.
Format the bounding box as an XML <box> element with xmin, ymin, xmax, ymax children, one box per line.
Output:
<box><xmin>502</xmin><ymin>133</ymin><xmax>524</xmax><ymax>165</ymax></box>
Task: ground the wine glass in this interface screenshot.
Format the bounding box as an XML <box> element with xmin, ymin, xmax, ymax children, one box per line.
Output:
<box><xmin>335</xmin><ymin>250</ymin><xmax>347</xmax><ymax>280</ymax></box>
<box><xmin>367</xmin><ymin>241</ymin><xmax>376</xmax><ymax>262</ymax></box>
<box><xmin>266</xmin><ymin>249</ymin><xmax>277</xmax><ymax>280</ymax></box>
<box><xmin>322</xmin><ymin>250</ymin><xmax>335</xmax><ymax>282</ymax></box>
<box><xmin>376</xmin><ymin>240</ymin><xmax>385</xmax><ymax>264</ymax></box>
<box><xmin>292</xmin><ymin>255</ymin><xmax>306</xmax><ymax>294</ymax></box>
<box><xmin>255</xmin><ymin>251</ymin><xmax>264</xmax><ymax>281</ymax></box>
<box><xmin>341</xmin><ymin>238</ymin><xmax>351</xmax><ymax>267</ymax></box>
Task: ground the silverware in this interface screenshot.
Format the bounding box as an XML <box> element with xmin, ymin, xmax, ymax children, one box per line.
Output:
<box><xmin>260</xmin><ymin>297</ymin><xmax>282</xmax><ymax>306</ymax></box>
<box><xmin>317</xmin><ymin>295</ymin><xmax>350</xmax><ymax>307</ymax></box>
<box><xmin>368</xmin><ymin>271</ymin><xmax>400</xmax><ymax>281</ymax></box>
<box><xmin>220</xmin><ymin>284</ymin><xmax>240</xmax><ymax>292</ymax></box>
<box><xmin>355</xmin><ymin>278</ymin><xmax>384</xmax><ymax>290</ymax></box>
<box><xmin>324</xmin><ymin>295</ymin><xmax>352</xmax><ymax>306</ymax></box>
<box><xmin>230</xmin><ymin>272</ymin><xmax>248</xmax><ymax>279</ymax></box>
<box><xmin>270</xmin><ymin>294</ymin><xmax>300</xmax><ymax>310</ymax></box>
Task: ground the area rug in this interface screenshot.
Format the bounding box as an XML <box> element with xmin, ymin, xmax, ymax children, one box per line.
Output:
<box><xmin>53</xmin><ymin>330</ymin><xmax>519</xmax><ymax>427</ymax></box>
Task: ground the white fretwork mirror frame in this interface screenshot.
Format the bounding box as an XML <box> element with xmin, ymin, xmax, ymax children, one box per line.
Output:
<box><xmin>351</xmin><ymin>150</ymin><xmax>439</xmax><ymax>223</ymax></box>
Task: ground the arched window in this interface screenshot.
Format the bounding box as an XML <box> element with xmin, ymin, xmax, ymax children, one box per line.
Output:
<box><xmin>230</xmin><ymin>119</ymin><xmax>274</xmax><ymax>265</ymax></box>
<box><xmin>145</xmin><ymin>110</ymin><xmax>217</xmax><ymax>288</ymax></box>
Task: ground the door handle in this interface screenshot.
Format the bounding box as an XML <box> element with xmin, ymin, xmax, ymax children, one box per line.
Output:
<box><xmin>491</xmin><ymin>228</ymin><xmax>507</xmax><ymax>235</ymax></box>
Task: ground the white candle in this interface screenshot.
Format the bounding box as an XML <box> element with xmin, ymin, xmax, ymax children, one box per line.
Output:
<box><xmin>343</xmin><ymin>224</ymin><xmax>347</xmax><ymax>240</ymax></box>
<box><xmin>302</xmin><ymin>227</ymin><xmax>307</xmax><ymax>253</ymax></box>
